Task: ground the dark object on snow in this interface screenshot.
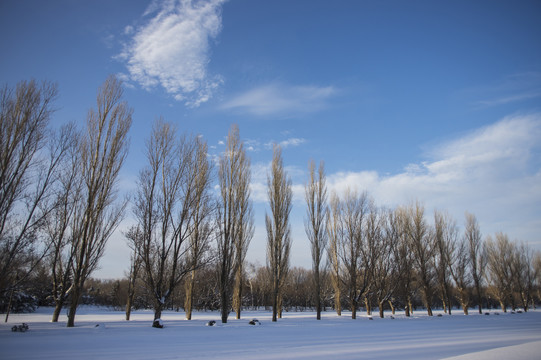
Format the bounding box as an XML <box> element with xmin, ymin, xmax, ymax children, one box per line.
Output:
<box><xmin>206</xmin><ymin>320</ymin><xmax>216</xmax><ymax>327</ymax></box>
<box><xmin>368</xmin><ymin>317</ymin><xmax>373</xmax><ymax>320</ymax></box>
<box><xmin>249</xmin><ymin>319</ymin><xmax>261</xmax><ymax>325</ymax></box>
<box><xmin>11</xmin><ymin>323</ymin><xmax>29</xmax><ymax>332</ymax></box>
<box><xmin>494</xmin><ymin>312</ymin><xmax>500</xmax><ymax>315</ymax></box>
<box><xmin>485</xmin><ymin>312</ymin><xmax>490</xmax><ymax>315</ymax></box>
<box><xmin>390</xmin><ymin>316</ymin><xmax>395</xmax><ymax>320</ymax></box>
<box><xmin>437</xmin><ymin>314</ymin><xmax>443</xmax><ymax>317</ymax></box>
<box><xmin>511</xmin><ymin>311</ymin><xmax>515</xmax><ymax>314</ymax></box>
<box><xmin>517</xmin><ymin>310</ymin><xmax>523</xmax><ymax>314</ymax></box>
<box><xmin>152</xmin><ymin>319</ymin><xmax>164</xmax><ymax>328</ymax></box>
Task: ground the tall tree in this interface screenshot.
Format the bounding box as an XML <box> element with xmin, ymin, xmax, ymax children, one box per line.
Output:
<box><xmin>393</xmin><ymin>206</ymin><xmax>416</xmax><ymax>316</ymax></box>
<box><xmin>448</xmin><ymin>235</ymin><xmax>472</xmax><ymax>315</ymax></box>
<box><xmin>338</xmin><ymin>189</ymin><xmax>370</xmax><ymax>319</ymax></box>
<box><xmin>373</xmin><ymin>208</ymin><xmax>399</xmax><ymax>318</ymax></box>
<box><xmin>67</xmin><ymin>76</ymin><xmax>132</xmax><ymax>327</ymax></box>
<box><xmin>266</xmin><ymin>145</ymin><xmax>293</xmax><ymax>322</ymax></box>
<box><xmin>464</xmin><ymin>212</ymin><xmax>485</xmax><ymax>314</ymax></box>
<box><xmin>129</xmin><ymin>119</ymin><xmax>211</xmax><ymax>323</ymax></box>
<box><xmin>326</xmin><ymin>192</ymin><xmax>342</xmax><ymax>316</ymax></box>
<box><xmin>44</xmin><ymin>124</ymin><xmax>82</xmax><ymax>322</ymax></box>
<box><xmin>185</xmin><ymin>137</ymin><xmax>215</xmax><ymax>320</ymax></box>
<box><xmin>216</xmin><ymin>124</ymin><xmax>252</xmax><ymax>323</ymax></box>
<box><xmin>0</xmin><ymin>80</ymin><xmax>61</xmax><ymax>299</ymax></box>
<box><xmin>433</xmin><ymin>210</ymin><xmax>457</xmax><ymax>315</ymax></box>
<box><xmin>406</xmin><ymin>202</ymin><xmax>435</xmax><ymax>316</ymax></box>
<box><xmin>485</xmin><ymin>233</ymin><xmax>514</xmax><ymax>312</ymax></box>
<box><xmin>304</xmin><ymin>160</ymin><xmax>327</xmax><ymax>320</ymax></box>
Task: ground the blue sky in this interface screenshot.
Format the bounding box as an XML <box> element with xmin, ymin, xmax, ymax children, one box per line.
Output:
<box><xmin>1</xmin><ymin>0</ymin><xmax>541</xmax><ymax>278</ymax></box>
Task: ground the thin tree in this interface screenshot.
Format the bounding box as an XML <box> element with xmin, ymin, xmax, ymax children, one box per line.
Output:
<box><xmin>393</xmin><ymin>206</ymin><xmax>416</xmax><ymax>316</ymax></box>
<box><xmin>326</xmin><ymin>192</ymin><xmax>342</xmax><ymax>316</ymax></box>
<box><xmin>485</xmin><ymin>233</ymin><xmax>514</xmax><ymax>312</ymax></box>
<box><xmin>0</xmin><ymin>80</ymin><xmax>61</xmax><ymax>300</ymax></box>
<box><xmin>374</xmin><ymin>208</ymin><xmax>399</xmax><ymax>318</ymax></box>
<box><xmin>125</xmin><ymin>227</ymin><xmax>142</xmax><ymax>321</ymax></box>
<box><xmin>67</xmin><ymin>76</ymin><xmax>132</xmax><ymax>327</ymax></box>
<box><xmin>338</xmin><ymin>189</ymin><xmax>370</xmax><ymax>319</ymax></box>
<box><xmin>433</xmin><ymin>210</ymin><xmax>457</xmax><ymax>315</ymax></box>
<box><xmin>232</xmin><ymin>159</ymin><xmax>254</xmax><ymax>320</ymax></box>
<box><xmin>266</xmin><ymin>145</ymin><xmax>293</xmax><ymax>322</ymax></box>
<box><xmin>406</xmin><ymin>202</ymin><xmax>435</xmax><ymax>316</ymax></box>
<box><xmin>185</xmin><ymin>137</ymin><xmax>215</xmax><ymax>320</ymax></box>
<box><xmin>464</xmin><ymin>212</ymin><xmax>485</xmax><ymax>314</ymax></box>
<box><xmin>44</xmin><ymin>124</ymin><xmax>81</xmax><ymax>322</ymax></box>
<box><xmin>304</xmin><ymin>160</ymin><xmax>328</xmax><ymax>320</ymax></box>
<box><xmin>130</xmin><ymin>119</ymin><xmax>209</xmax><ymax>323</ymax></box>
<box><xmin>216</xmin><ymin>124</ymin><xmax>252</xmax><ymax>323</ymax></box>
<box><xmin>448</xmin><ymin>235</ymin><xmax>472</xmax><ymax>314</ymax></box>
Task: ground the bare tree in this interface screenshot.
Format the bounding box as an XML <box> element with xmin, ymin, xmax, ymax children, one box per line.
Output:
<box><xmin>0</xmin><ymin>80</ymin><xmax>60</xmax><ymax>301</ymax></box>
<box><xmin>231</xmin><ymin>145</ymin><xmax>254</xmax><ymax>321</ymax></box>
<box><xmin>130</xmin><ymin>119</ymin><xmax>210</xmax><ymax>323</ymax></box>
<box><xmin>266</xmin><ymin>145</ymin><xmax>293</xmax><ymax>322</ymax></box>
<box><xmin>433</xmin><ymin>210</ymin><xmax>457</xmax><ymax>314</ymax></box>
<box><xmin>124</xmin><ymin>227</ymin><xmax>142</xmax><ymax>321</ymax></box>
<box><xmin>393</xmin><ymin>206</ymin><xmax>416</xmax><ymax>316</ymax></box>
<box><xmin>405</xmin><ymin>202</ymin><xmax>435</xmax><ymax>316</ymax></box>
<box><xmin>216</xmin><ymin>124</ymin><xmax>252</xmax><ymax>323</ymax></box>
<box><xmin>448</xmin><ymin>235</ymin><xmax>472</xmax><ymax>314</ymax></box>
<box><xmin>338</xmin><ymin>189</ymin><xmax>370</xmax><ymax>319</ymax></box>
<box><xmin>464</xmin><ymin>212</ymin><xmax>485</xmax><ymax>314</ymax></box>
<box><xmin>485</xmin><ymin>233</ymin><xmax>514</xmax><ymax>312</ymax></box>
<box><xmin>43</xmin><ymin>124</ymin><xmax>82</xmax><ymax>322</ymax></box>
<box><xmin>510</xmin><ymin>242</ymin><xmax>535</xmax><ymax>312</ymax></box>
<box><xmin>67</xmin><ymin>76</ymin><xmax>132</xmax><ymax>327</ymax></box>
<box><xmin>373</xmin><ymin>208</ymin><xmax>400</xmax><ymax>318</ymax></box>
<box><xmin>185</xmin><ymin>138</ymin><xmax>215</xmax><ymax>320</ymax></box>
<box><xmin>326</xmin><ymin>192</ymin><xmax>342</xmax><ymax>316</ymax></box>
<box><xmin>304</xmin><ymin>160</ymin><xmax>327</xmax><ymax>320</ymax></box>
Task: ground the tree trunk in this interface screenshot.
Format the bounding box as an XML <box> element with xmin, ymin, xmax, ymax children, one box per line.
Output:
<box><xmin>233</xmin><ymin>270</ymin><xmax>242</xmax><ymax>320</ymax></box>
<box><xmin>335</xmin><ymin>290</ymin><xmax>342</xmax><ymax>316</ymax></box>
<box><xmin>475</xmin><ymin>283</ymin><xmax>482</xmax><ymax>314</ymax></box>
<box><xmin>315</xmin><ymin>269</ymin><xmax>321</xmax><ymax>320</ymax></box>
<box><xmin>185</xmin><ymin>272</ymin><xmax>195</xmax><ymax>320</ymax></box>
<box><xmin>52</xmin><ymin>301</ymin><xmax>64</xmax><ymax>322</ymax></box>
<box><xmin>154</xmin><ymin>303</ymin><xmax>163</xmax><ymax>321</ymax></box>
<box><xmin>350</xmin><ymin>298</ymin><xmax>357</xmax><ymax>319</ymax></box>
<box><xmin>67</xmin><ymin>284</ymin><xmax>81</xmax><ymax>327</ymax></box>
<box><xmin>4</xmin><ymin>287</ymin><xmax>14</xmax><ymax>323</ymax></box>
<box><xmin>462</xmin><ymin>302</ymin><xmax>469</xmax><ymax>315</ymax></box>
<box><xmin>499</xmin><ymin>300</ymin><xmax>507</xmax><ymax>313</ymax></box>
<box><xmin>365</xmin><ymin>297</ymin><xmax>372</xmax><ymax>316</ymax></box>
<box><xmin>388</xmin><ymin>300</ymin><xmax>395</xmax><ymax>315</ymax></box>
<box><xmin>221</xmin><ymin>287</ymin><xmax>229</xmax><ymax>323</ymax></box>
<box><xmin>278</xmin><ymin>295</ymin><xmax>283</xmax><ymax>319</ymax></box>
<box><xmin>378</xmin><ymin>301</ymin><xmax>384</xmax><ymax>318</ymax></box>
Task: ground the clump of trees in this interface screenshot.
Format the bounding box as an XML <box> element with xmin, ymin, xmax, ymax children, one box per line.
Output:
<box><xmin>2</xmin><ymin>77</ymin><xmax>541</xmax><ymax>325</ymax></box>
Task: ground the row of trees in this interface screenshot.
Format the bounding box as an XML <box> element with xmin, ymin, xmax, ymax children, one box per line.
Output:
<box><xmin>0</xmin><ymin>77</ymin><xmax>131</xmax><ymax>326</ymax></box>
<box><xmin>1</xmin><ymin>76</ymin><xmax>540</xmax><ymax>327</ymax></box>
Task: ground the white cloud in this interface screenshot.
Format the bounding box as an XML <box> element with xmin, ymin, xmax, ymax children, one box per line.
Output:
<box><xmin>221</xmin><ymin>83</ymin><xmax>337</xmax><ymax>116</ymax></box>
<box><xmin>118</xmin><ymin>0</ymin><xmax>225</xmax><ymax>107</ymax></box>
<box><xmin>325</xmin><ymin>114</ymin><xmax>541</xmax><ymax>246</ymax></box>
<box><xmin>264</xmin><ymin>137</ymin><xmax>306</xmax><ymax>150</ymax></box>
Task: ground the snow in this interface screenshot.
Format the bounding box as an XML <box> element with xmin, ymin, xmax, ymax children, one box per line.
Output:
<box><xmin>2</xmin><ymin>307</ymin><xmax>541</xmax><ymax>359</ymax></box>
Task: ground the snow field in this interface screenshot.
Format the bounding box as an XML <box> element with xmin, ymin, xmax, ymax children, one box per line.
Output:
<box><xmin>1</xmin><ymin>307</ymin><xmax>541</xmax><ymax>359</ymax></box>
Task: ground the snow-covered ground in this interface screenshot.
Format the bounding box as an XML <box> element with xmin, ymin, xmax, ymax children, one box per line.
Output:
<box><xmin>2</xmin><ymin>307</ymin><xmax>540</xmax><ymax>359</ymax></box>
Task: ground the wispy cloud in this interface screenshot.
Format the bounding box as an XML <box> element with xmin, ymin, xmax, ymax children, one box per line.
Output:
<box><xmin>325</xmin><ymin>114</ymin><xmax>541</xmax><ymax>245</ymax></box>
<box><xmin>118</xmin><ymin>0</ymin><xmax>226</xmax><ymax>107</ymax></box>
<box><xmin>221</xmin><ymin>83</ymin><xmax>337</xmax><ymax>116</ymax></box>
<box><xmin>471</xmin><ymin>72</ymin><xmax>541</xmax><ymax>109</ymax></box>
